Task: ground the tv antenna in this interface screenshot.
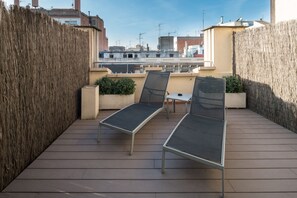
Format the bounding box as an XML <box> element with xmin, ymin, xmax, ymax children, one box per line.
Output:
<box><xmin>168</xmin><ymin>31</ymin><xmax>176</xmax><ymax>36</ymax></box>
<box><xmin>158</xmin><ymin>23</ymin><xmax>164</xmax><ymax>37</ymax></box>
<box><xmin>202</xmin><ymin>10</ymin><xmax>205</xmax><ymax>29</ymax></box>
<box><xmin>139</xmin><ymin>32</ymin><xmax>145</xmax><ymax>46</ymax></box>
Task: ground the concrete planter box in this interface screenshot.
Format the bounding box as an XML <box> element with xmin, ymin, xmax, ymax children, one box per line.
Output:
<box><xmin>99</xmin><ymin>94</ymin><xmax>135</xmax><ymax>110</ymax></box>
<box><xmin>225</xmin><ymin>93</ymin><xmax>246</xmax><ymax>108</ymax></box>
<box><xmin>81</xmin><ymin>85</ymin><xmax>99</xmax><ymax>119</ymax></box>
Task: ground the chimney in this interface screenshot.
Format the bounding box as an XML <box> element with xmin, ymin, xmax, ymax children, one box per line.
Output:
<box><xmin>220</xmin><ymin>16</ymin><xmax>224</xmax><ymax>24</ymax></box>
<box><xmin>270</xmin><ymin>0</ymin><xmax>275</xmax><ymax>24</ymax></box>
<box><xmin>32</xmin><ymin>0</ymin><xmax>39</xmax><ymax>7</ymax></box>
<box><xmin>14</xmin><ymin>0</ymin><xmax>20</xmax><ymax>6</ymax></box>
<box><xmin>74</xmin><ymin>0</ymin><xmax>80</xmax><ymax>11</ymax></box>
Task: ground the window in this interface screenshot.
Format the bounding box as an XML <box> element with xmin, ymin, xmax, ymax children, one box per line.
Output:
<box><xmin>128</xmin><ymin>54</ymin><xmax>133</xmax><ymax>58</ymax></box>
<box><xmin>64</xmin><ymin>20</ymin><xmax>78</xmax><ymax>25</ymax></box>
<box><xmin>134</xmin><ymin>54</ymin><xmax>138</xmax><ymax>58</ymax></box>
<box><xmin>123</xmin><ymin>54</ymin><xmax>127</xmax><ymax>58</ymax></box>
<box><xmin>146</xmin><ymin>54</ymin><xmax>149</xmax><ymax>58</ymax></box>
<box><xmin>169</xmin><ymin>54</ymin><xmax>174</xmax><ymax>57</ymax></box>
<box><xmin>91</xmin><ymin>20</ymin><xmax>96</xmax><ymax>26</ymax></box>
<box><xmin>156</xmin><ymin>54</ymin><xmax>160</xmax><ymax>58</ymax></box>
<box><xmin>109</xmin><ymin>54</ymin><xmax>114</xmax><ymax>58</ymax></box>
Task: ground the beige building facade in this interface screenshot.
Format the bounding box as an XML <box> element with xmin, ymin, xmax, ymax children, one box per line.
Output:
<box><xmin>76</xmin><ymin>26</ymin><xmax>100</xmax><ymax>70</ymax></box>
<box><xmin>203</xmin><ymin>26</ymin><xmax>245</xmax><ymax>76</ymax></box>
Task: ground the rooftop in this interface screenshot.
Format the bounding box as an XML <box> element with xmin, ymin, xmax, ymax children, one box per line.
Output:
<box><xmin>36</xmin><ymin>8</ymin><xmax>85</xmax><ymax>17</ymax></box>
<box><xmin>1</xmin><ymin>105</ymin><xmax>297</xmax><ymax>197</ymax></box>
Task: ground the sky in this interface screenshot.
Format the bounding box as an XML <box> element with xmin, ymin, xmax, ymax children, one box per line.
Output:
<box><xmin>4</xmin><ymin>0</ymin><xmax>270</xmax><ymax>50</ymax></box>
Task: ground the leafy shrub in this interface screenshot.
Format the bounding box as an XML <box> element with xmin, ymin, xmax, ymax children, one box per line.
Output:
<box><xmin>95</xmin><ymin>77</ymin><xmax>115</xmax><ymax>94</ymax></box>
<box><xmin>114</xmin><ymin>78</ymin><xmax>136</xmax><ymax>95</ymax></box>
<box><xmin>95</xmin><ymin>77</ymin><xmax>136</xmax><ymax>95</ymax></box>
<box><xmin>223</xmin><ymin>75</ymin><xmax>244</xmax><ymax>93</ymax></box>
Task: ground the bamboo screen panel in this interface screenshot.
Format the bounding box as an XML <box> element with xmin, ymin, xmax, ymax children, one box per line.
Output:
<box><xmin>234</xmin><ymin>20</ymin><xmax>297</xmax><ymax>133</ymax></box>
<box><xmin>0</xmin><ymin>5</ymin><xmax>89</xmax><ymax>190</ymax></box>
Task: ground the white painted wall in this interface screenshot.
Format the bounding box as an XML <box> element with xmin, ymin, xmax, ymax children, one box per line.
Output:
<box><xmin>275</xmin><ymin>0</ymin><xmax>297</xmax><ymax>23</ymax></box>
<box><xmin>204</xmin><ymin>29</ymin><xmax>212</xmax><ymax>67</ymax></box>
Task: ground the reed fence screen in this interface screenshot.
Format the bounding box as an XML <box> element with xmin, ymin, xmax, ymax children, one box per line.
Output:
<box><xmin>234</xmin><ymin>20</ymin><xmax>297</xmax><ymax>133</ymax></box>
<box><xmin>0</xmin><ymin>5</ymin><xmax>89</xmax><ymax>190</ymax></box>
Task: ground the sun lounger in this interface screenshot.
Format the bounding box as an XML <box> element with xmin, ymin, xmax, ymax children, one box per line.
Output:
<box><xmin>98</xmin><ymin>71</ymin><xmax>170</xmax><ymax>155</ymax></box>
<box><xmin>162</xmin><ymin>76</ymin><xmax>226</xmax><ymax>197</ymax></box>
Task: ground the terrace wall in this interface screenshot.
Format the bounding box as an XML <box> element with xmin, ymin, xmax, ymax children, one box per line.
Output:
<box><xmin>0</xmin><ymin>5</ymin><xmax>89</xmax><ymax>190</ymax></box>
<box><xmin>234</xmin><ymin>20</ymin><xmax>297</xmax><ymax>133</ymax></box>
<box><xmin>89</xmin><ymin>68</ymin><xmax>199</xmax><ymax>103</ymax></box>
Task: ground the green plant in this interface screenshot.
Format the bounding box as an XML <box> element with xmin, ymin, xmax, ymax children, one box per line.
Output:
<box><xmin>114</xmin><ymin>78</ymin><xmax>136</xmax><ymax>95</ymax></box>
<box><xmin>95</xmin><ymin>77</ymin><xmax>115</xmax><ymax>94</ymax></box>
<box><xmin>224</xmin><ymin>75</ymin><xmax>244</xmax><ymax>93</ymax></box>
<box><xmin>95</xmin><ymin>77</ymin><xmax>136</xmax><ymax>95</ymax></box>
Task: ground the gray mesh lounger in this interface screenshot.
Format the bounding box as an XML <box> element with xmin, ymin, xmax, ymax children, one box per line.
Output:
<box><xmin>98</xmin><ymin>71</ymin><xmax>170</xmax><ymax>155</ymax></box>
<box><xmin>162</xmin><ymin>76</ymin><xmax>227</xmax><ymax>198</ymax></box>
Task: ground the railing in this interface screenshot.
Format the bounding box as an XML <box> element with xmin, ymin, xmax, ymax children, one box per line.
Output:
<box><xmin>98</xmin><ymin>57</ymin><xmax>204</xmax><ymax>63</ymax></box>
<box><xmin>93</xmin><ymin>58</ymin><xmax>214</xmax><ymax>74</ymax></box>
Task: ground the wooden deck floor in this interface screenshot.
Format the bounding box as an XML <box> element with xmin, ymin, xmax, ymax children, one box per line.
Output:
<box><xmin>2</xmin><ymin>106</ymin><xmax>297</xmax><ymax>198</ymax></box>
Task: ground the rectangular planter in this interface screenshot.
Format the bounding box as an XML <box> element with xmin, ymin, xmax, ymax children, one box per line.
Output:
<box><xmin>99</xmin><ymin>94</ymin><xmax>135</xmax><ymax>110</ymax></box>
<box><xmin>225</xmin><ymin>93</ymin><xmax>246</xmax><ymax>108</ymax></box>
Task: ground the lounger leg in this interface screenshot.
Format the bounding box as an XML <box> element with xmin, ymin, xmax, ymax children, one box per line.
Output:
<box><xmin>221</xmin><ymin>169</ymin><xmax>224</xmax><ymax>198</ymax></box>
<box><xmin>165</xmin><ymin>106</ymin><xmax>169</xmax><ymax>119</ymax></box>
<box><xmin>97</xmin><ymin>124</ymin><xmax>101</xmax><ymax>143</ymax></box>
<box><xmin>130</xmin><ymin>134</ymin><xmax>135</xmax><ymax>155</ymax></box>
<box><xmin>173</xmin><ymin>99</ymin><xmax>176</xmax><ymax>113</ymax></box>
<box><xmin>161</xmin><ymin>149</ymin><xmax>165</xmax><ymax>174</ymax></box>
<box><xmin>166</xmin><ymin>98</ymin><xmax>169</xmax><ymax>119</ymax></box>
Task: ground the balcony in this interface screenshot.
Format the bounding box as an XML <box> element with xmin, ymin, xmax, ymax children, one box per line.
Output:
<box><xmin>1</xmin><ymin>105</ymin><xmax>297</xmax><ymax>197</ymax></box>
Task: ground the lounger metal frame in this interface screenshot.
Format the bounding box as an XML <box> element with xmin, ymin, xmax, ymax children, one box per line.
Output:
<box><xmin>98</xmin><ymin>105</ymin><xmax>164</xmax><ymax>155</ymax></box>
<box><xmin>162</xmin><ymin>114</ymin><xmax>227</xmax><ymax>197</ymax></box>
<box><xmin>162</xmin><ymin>77</ymin><xmax>226</xmax><ymax>198</ymax></box>
<box><xmin>98</xmin><ymin>71</ymin><xmax>170</xmax><ymax>155</ymax></box>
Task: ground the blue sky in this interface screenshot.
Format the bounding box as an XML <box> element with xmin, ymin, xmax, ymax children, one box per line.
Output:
<box><xmin>5</xmin><ymin>0</ymin><xmax>270</xmax><ymax>49</ymax></box>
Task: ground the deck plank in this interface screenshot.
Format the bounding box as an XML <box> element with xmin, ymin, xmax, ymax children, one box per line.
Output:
<box><xmin>2</xmin><ymin>108</ymin><xmax>297</xmax><ymax>198</ymax></box>
<box><xmin>2</xmin><ymin>193</ymin><xmax>297</xmax><ymax>198</ymax></box>
<box><xmin>3</xmin><ymin>180</ymin><xmax>234</xmax><ymax>193</ymax></box>
<box><xmin>37</xmin><ymin>151</ymin><xmax>297</xmax><ymax>160</ymax></box>
<box><xmin>17</xmin><ymin>168</ymin><xmax>297</xmax><ymax>180</ymax></box>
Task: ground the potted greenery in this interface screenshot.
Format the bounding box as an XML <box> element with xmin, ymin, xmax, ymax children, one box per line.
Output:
<box><xmin>224</xmin><ymin>75</ymin><xmax>246</xmax><ymax>108</ymax></box>
<box><xmin>95</xmin><ymin>77</ymin><xmax>136</xmax><ymax>109</ymax></box>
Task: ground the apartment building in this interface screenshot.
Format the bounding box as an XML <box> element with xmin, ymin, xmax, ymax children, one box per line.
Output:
<box><xmin>90</xmin><ymin>15</ymin><xmax>108</xmax><ymax>51</ymax></box>
<box><xmin>176</xmin><ymin>36</ymin><xmax>204</xmax><ymax>56</ymax></box>
<box><xmin>25</xmin><ymin>0</ymin><xmax>108</xmax><ymax>52</ymax></box>
<box><xmin>158</xmin><ymin>36</ymin><xmax>174</xmax><ymax>51</ymax></box>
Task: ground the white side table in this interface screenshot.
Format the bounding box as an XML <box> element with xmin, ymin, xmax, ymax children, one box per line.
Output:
<box><xmin>166</xmin><ymin>93</ymin><xmax>192</xmax><ymax>113</ymax></box>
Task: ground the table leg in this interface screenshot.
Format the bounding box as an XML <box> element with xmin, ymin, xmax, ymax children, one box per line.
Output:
<box><xmin>166</xmin><ymin>98</ymin><xmax>170</xmax><ymax>118</ymax></box>
<box><xmin>173</xmin><ymin>99</ymin><xmax>176</xmax><ymax>113</ymax></box>
<box><xmin>185</xmin><ymin>102</ymin><xmax>188</xmax><ymax>113</ymax></box>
